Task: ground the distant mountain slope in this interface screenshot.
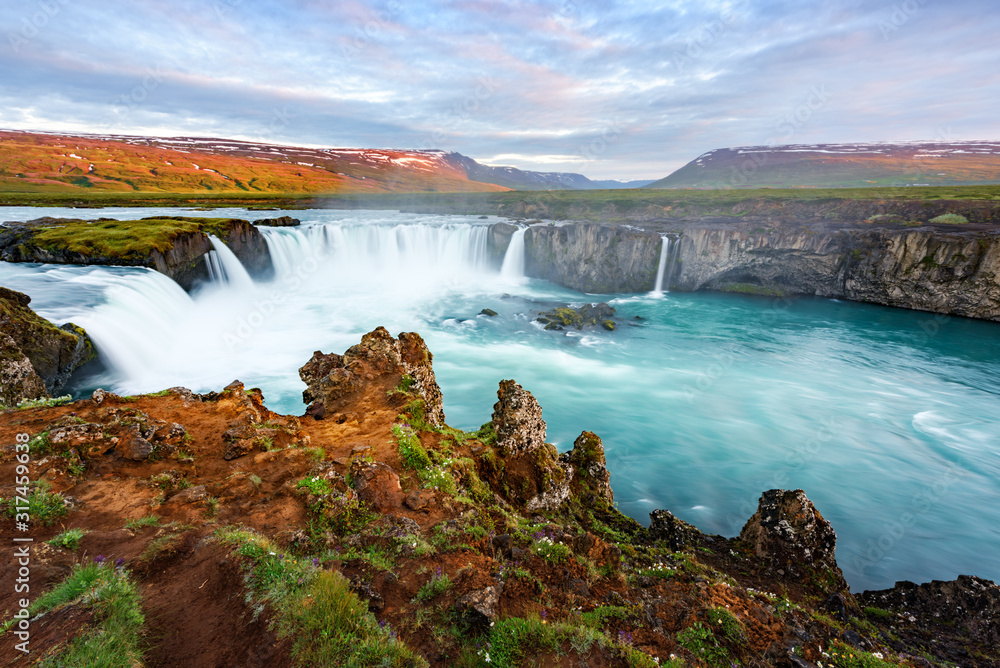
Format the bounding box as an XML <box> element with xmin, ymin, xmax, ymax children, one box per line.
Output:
<box><xmin>0</xmin><ymin>130</ymin><xmax>632</xmax><ymax>194</ymax></box>
<box><xmin>647</xmin><ymin>142</ymin><xmax>1000</xmax><ymax>189</ymax></box>
<box><xmin>0</xmin><ymin>130</ymin><xmax>511</xmax><ymax>194</ymax></box>
<box><xmin>439</xmin><ymin>154</ymin><xmax>651</xmax><ymax>190</ymax></box>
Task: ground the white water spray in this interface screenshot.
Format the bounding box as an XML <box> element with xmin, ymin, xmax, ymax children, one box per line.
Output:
<box><xmin>652</xmin><ymin>236</ymin><xmax>671</xmax><ymax>295</ymax></box>
<box><xmin>500</xmin><ymin>227</ymin><xmax>528</xmax><ymax>279</ymax></box>
<box><xmin>207</xmin><ymin>235</ymin><xmax>255</xmax><ymax>290</ymax></box>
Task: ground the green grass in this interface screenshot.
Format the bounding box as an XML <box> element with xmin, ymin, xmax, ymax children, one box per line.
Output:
<box><xmin>139</xmin><ymin>533</ymin><xmax>184</xmax><ymax>564</ymax></box>
<box><xmin>480</xmin><ymin>615</ymin><xmax>658</xmax><ymax>668</ymax></box>
<box><xmin>863</xmin><ymin>606</ymin><xmax>895</xmax><ymax>619</ymax></box>
<box><xmin>676</xmin><ymin>621</ymin><xmax>731</xmax><ymax>666</ymax></box>
<box><xmin>26</xmin><ymin>430</ymin><xmax>54</xmax><ymax>457</ymax></box>
<box><xmin>5</xmin><ymin>184</ymin><xmax>1000</xmax><ymax>220</ymax></box>
<box><xmin>296</xmin><ymin>476</ymin><xmax>333</xmax><ymax>496</ymax></box>
<box><xmin>48</xmin><ymin>527</ymin><xmax>87</xmax><ymax>550</ymax></box>
<box><xmin>929</xmin><ymin>213</ymin><xmax>970</xmax><ymax>224</ymax></box>
<box><xmin>413</xmin><ymin>568</ymin><xmax>452</xmax><ymax>604</ymax></box>
<box><xmin>530</xmin><ymin>536</ymin><xmax>572</xmax><ymax>564</ymax></box>
<box><xmin>392</xmin><ymin>422</ymin><xmax>460</xmax><ymax>495</ymax></box>
<box><xmin>124</xmin><ymin>515</ymin><xmax>160</xmax><ymax>530</ymax></box>
<box><xmin>1</xmin><ymin>395</ymin><xmax>74</xmax><ymax>412</ymax></box>
<box><xmin>28</xmin><ymin>216</ymin><xmax>246</xmax><ymax>260</ymax></box>
<box><xmin>705</xmin><ymin>607</ymin><xmax>744</xmax><ymax>644</ymax></box>
<box><xmin>12</xmin><ymin>561</ymin><xmax>145</xmax><ymax>668</ymax></box>
<box><xmin>827</xmin><ymin>641</ymin><xmax>895</xmax><ymax>668</ymax></box>
<box><xmin>2</xmin><ymin>481</ymin><xmax>68</xmax><ymax>526</ymax></box>
<box><xmin>718</xmin><ymin>282</ymin><xmax>789</xmax><ymax>297</ymax></box>
<box><xmin>215</xmin><ymin>526</ymin><xmax>425</xmax><ymax>668</ymax></box>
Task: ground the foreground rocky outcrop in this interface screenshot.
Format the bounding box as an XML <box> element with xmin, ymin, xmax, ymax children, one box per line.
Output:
<box><xmin>1</xmin><ymin>327</ymin><xmax>996</xmax><ymax>667</ymax></box>
<box><xmin>299</xmin><ymin>326</ymin><xmax>445</xmax><ymax>425</ymax></box>
<box><xmin>0</xmin><ymin>216</ymin><xmax>272</xmax><ymax>290</ymax></box>
<box><xmin>0</xmin><ymin>286</ymin><xmax>94</xmax><ymax>406</ymax></box>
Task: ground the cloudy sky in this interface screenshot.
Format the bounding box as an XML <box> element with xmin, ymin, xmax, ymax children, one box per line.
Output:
<box><xmin>2</xmin><ymin>0</ymin><xmax>997</xmax><ymax>179</ymax></box>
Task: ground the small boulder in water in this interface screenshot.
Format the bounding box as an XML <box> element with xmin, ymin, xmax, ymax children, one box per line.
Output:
<box><xmin>536</xmin><ymin>303</ymin><xmax>616</xmax><ymax>330</ymax></box>
<box><xmin>479</xmin><ymin>308</ymin><xmax>498</xmax><ymax>317</ymax></box>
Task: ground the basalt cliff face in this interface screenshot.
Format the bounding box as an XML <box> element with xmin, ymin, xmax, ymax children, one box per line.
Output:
<box><xmin>502</xmin><ymin>219</ymin><xmax>1000</xmax><ymax>321</ymax></box>
<box><xmin>523</xmin><ymin>223</ymin><xmax>662</xmax><ymax>294</ymax></box>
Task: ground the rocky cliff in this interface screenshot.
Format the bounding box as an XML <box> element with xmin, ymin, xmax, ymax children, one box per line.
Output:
<box><xmin>0</xmin><ymin>286</ymin><xmax>95</xmax><ymax>406</ymax></box>
<box><xmin>523</xmin><ymin>223</ymin><xmax>663</xmax><ymax>294</ymax></box>
<box><xmin>494</xmin><ymin>219</ymin><xmax>1000</xmax><ymax>322</ymax></box>
<box><xmin>0</xmin><ymin>216</ymin><xmax>273</xmax><ymax>290</ymax></box>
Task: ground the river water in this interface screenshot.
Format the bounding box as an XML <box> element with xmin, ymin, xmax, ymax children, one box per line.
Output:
<box><xmin>2</xmin><ymin>207</ymin><xmax>998</xmax><ymax>591</ymax></box>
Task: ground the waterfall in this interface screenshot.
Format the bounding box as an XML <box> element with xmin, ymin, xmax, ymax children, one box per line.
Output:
<box><xmin>651</xmin><ymin>236</ymin><xmax>680</xmax><ymax>295</ymax></box>
<box><xmin>72</xmin><ymin>269</ymin><xmax>200</xmax><ymax>385</ymax></box>
<box><xmin>500</xmin><ymin>227</ymin><xmax>528</xmax><ymax>278</ymax></box>
<box><xmin>207</xmin><ymin>235</ymin><xmax>255</xmax><ymax>290</ymax></box>
<box><xmin>263</xmin><ymin>221</ymin><xmax>493</xmax><ymax>279</ymax></box>
<box><xmin>664</xmin><ymin>236</ymin><xmax>679</xmax><ymax>292</ymax></box>
<box><xmin>259</xmin><ymin>227</ymin><xmax>320</xmax><ymax>279</ymax></box>
<box><xmin>500</xmin><ymin>227</ymin><xmax>528</xmax><ymax>279</ymax></box>
<box><xmin>652</xmin><ymin>237</ymin><xmax>671</xmax><ymax>294</ymax></box>
<box><xmin>204</xmin><ymin>251</ymin><xmax>224</xmax><ymax>283</ymax></box>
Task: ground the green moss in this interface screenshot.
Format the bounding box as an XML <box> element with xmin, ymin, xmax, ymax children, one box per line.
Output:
<box><xmin>718</xmin><ymin>282</ymin><xmax>788</xmax><ymax>297</ymax></box>
<box><xmin>29</xmin><ymin>216</ymin><xmax>243</xmax><ymax>260</ymax></box>
<box><xmin>929</xmin><ymin>213</ymin><xmax>969</xmax><ymax>225</ymax></box>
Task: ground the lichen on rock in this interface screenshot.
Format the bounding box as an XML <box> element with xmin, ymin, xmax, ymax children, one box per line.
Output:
<box><xmin>740</xmin><ymin>488</ymin><xmax>847</xmax><ymax>590</ymax></box>
<box><xmin>491</xmin><ymin>379</ymin><xmax>546</xmax><ymax>455</ymax></box>
<box><xmin>299</xmin><ymin>327</ymin><xmax>444</xmax><ymax>425</ymax></box>
<box><xmin>0</xmin><ymin>286</ymin><xmax>95</xmax><ymax>405</ymax></box>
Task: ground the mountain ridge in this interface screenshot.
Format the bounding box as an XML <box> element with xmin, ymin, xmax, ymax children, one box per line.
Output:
<box><xmin>647</xmin><ymin>141</ymin><xmax>1000</xmax><ymax>189</ymax></box>
<box><xmin>0</xmin><ymin>130</ymin><xmax>639</xmax><ymax>194</ymax></box>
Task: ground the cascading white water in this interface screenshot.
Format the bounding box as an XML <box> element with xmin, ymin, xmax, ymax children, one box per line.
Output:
<box><xmin>67</xmin><ymin>220</ymin><xmax>500</xmax><ymax>396</ymax></box>
<box><xmin>652</xmin><ymin>236</ymin><xmax>671</xmax><ymax>294</ymax></box>
<box><xmin>204</xmin><ymin>251</ymin><xmax>224</xmax><ymax>283</ymax></box>
<box><xmin>259</xmin><ymin>227</ymin><xmax>319</xmax><ymax>279</ymax></box>
<box><xmin>207</xmin><ymin>235</ymin><xmax>255</xmax><ymax>290</ymax></box>
<box><xmin>500</xmin><ymin>227</ymin><xmax>528</xmax><ymax>279</ymax></box>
